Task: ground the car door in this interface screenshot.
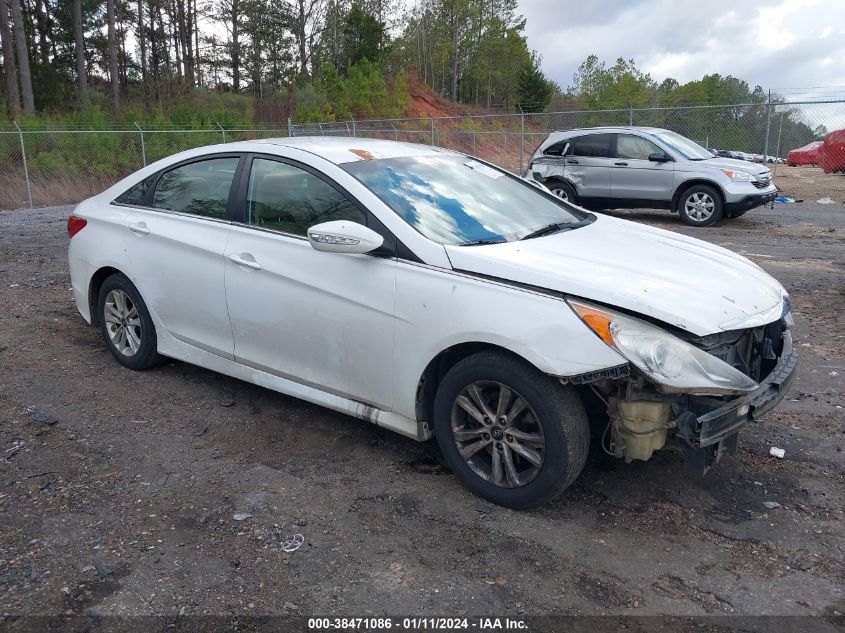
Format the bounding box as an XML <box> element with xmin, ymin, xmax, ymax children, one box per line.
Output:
<box><xmin>565</xmin><ymin>133</ymin><xmax>612</xmax><ymax>199</ymax></box>
<box><xmin>611</xmin><ymin>133</ymin><xmax>674</xmax><ymax>202</ymax></box>
<box><xmin>120</xmin><ymin>154</ymin><xmax>242</xmax><ymax>358</ymax></box>
<box><xmin>223</xmin><ymin>155</ymin><xmax>397</xmax><ymax>410</ymax></box>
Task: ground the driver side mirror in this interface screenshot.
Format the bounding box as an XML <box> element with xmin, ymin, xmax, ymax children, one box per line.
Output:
<box><xmin>307</xmin><ymin>220</ymin><xmax>384</xmax><ymax>255</ymax></box>
<box><xmin>648</xmin><ymin>152</ymin><xmax>672</xmax><ymax>163</ymax></box>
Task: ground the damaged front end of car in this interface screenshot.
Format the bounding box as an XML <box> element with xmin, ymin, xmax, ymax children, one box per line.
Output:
<box><xmin>564</xmin><ymin>299</ymin><xmax>799</xmax><ymax>475</ymax></box>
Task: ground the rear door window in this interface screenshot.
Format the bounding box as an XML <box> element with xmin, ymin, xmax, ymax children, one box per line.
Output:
<box><xmin>571</xmin><ymin>134</ymin><xmax>612</xmax><ymax>158</ymax></box>
<box><xmin>150</xmin><ymin>157</ymin><xmax>240</xmax><ymax>219</ymax></box>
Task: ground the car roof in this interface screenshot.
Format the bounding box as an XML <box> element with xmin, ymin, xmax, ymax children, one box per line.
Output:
<box><xmin>550</xmin><ymin>126</ymin><xmax>670</xmax><ymax>135</ymax></box>
<box><xmin>248</xmin><ymin>136</ymin><xmax>457</xmax><ymax>165</ymax></box>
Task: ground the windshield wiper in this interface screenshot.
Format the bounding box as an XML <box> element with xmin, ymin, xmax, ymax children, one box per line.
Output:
<box><xmin>459</xmin><ymin>238</ymin><xmax>507</xmax><ymax>246</ymax></box>
<box><xmin>520</xmin><ymin>218</ymin><xmax>592</xmax><ymax>240</ymax></box>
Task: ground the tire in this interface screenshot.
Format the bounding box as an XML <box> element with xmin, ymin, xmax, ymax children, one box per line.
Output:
<box><xmin>433</xmin><ymin>351</ymin><xmax>589</xmax><ymax>509</ymax></box>
<box><xmin>545</xmin><ymin>179</ymin><xmax>579</xmax><ymax>205</ymax></box>
<box><xmin>677</xmin><ymin>184</ymin><xmax>723</xmax><ymax>227</ymax></box>
<box><xmin>97</xmin><ymin>273</ymin><xmax>162</xmax><ymax>370</ymax></box>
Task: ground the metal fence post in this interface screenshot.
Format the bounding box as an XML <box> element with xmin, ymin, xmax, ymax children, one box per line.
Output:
<box><xmin>216</xmin><ymin>122</ymin><xmax>226</xmax><ymax>143</ymax></box>
<box><xmin>287</xmin><ymin>117</ymin><xmax>293</xmax><ymax>137</ymax></box>
<box><xmin>430</xmin><ymin>118</ymin><xmax>435</xmax><ymax>145</ymax></box>
<box><xmin>762</xmin><ymin>91</ymin><xmax>772</xmax><ymax>159</ymax></box>
<box><xmin>628</xmin><ymin>101</ymin><xmax>633</xmax><ymax>126</ymax></box>
<box><xmin>351</xmin><ymin>116</ymin><xmax>357</xmax><ymax>138</ymax></box>
<box><xmin>134</xmin><ymin>122</ymin><xmax>146</xmax><ymax>166</ymax></box>
<box><xmin>519</xmin><ymin>106</ymin><xmax>525</xmax><ymax>174</ymax></box>
<box><xmin>14</xmin><ymin>121</ymin><xmax>33</xmax><ymax>209</ymax></box>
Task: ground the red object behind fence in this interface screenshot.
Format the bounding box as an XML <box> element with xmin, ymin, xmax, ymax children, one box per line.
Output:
<box><xmin>818</xmin><ymin>129</ymin><xmax>845</xmax><ymax>174</ymax></box>
<box><xmin>787</xmin><ymin>141</ymin><xmax>823</xmax><ymax>166</ymax></box>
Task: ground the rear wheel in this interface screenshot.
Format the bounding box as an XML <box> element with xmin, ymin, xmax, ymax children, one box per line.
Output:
<box><xmin>97</xmin><ymin>273</ymin><xmax>162</xmax><ymax>370</ymax></box>
<box><xmin>433</xmin><ymin>351</ymin><xmax>589</xmax><ymax>508</ymax></box>
<box><xmin>545</xmin><ymin>179</ymin><xmax>578</xmax><ymax>205</ymax></box>
<box><xmin>677</xmin><ymin>184</ymin><xmax>723</xmax><ymax>227</ymax></box>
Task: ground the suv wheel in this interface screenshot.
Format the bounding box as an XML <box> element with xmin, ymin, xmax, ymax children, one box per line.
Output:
<box><xmin>97</xmin><ymin>273</ymin><xmax>163</xmax><ymax>370</ymax></box>
<box><xmin>433</xmin><ymin>351</ymin><xmax>589</xmax><ymax>509</ymax></box>
<box><xmin>677</xmin><ymin>184</ymin><xmax>723</xmax><ymax>227</ymax></box>
<box><xmin>546</xmin><ymin>179</ymin><xmax>578</xmax><ymax>205</ymax></box>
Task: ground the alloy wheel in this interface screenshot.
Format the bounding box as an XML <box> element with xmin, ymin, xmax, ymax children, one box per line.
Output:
<box><xmin>104</xmin><ymin>289</ymin><xmax>142</xmax><ymax>356</ymax></box>
<box><xmin>684</xmin><ymin>191</ymin><xmax>715</xmax><ymax>222</ymax></box>
<box><xmin>450</xmin><ymin>381</ymin><xmax>545</xmax><ymax>488</ymax></box>
<box><xmin>551</xmin><ymin>187</ymin><xmax>569</xmax><ymax>201</ymax></box>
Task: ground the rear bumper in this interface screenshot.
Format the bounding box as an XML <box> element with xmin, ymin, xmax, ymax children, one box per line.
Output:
<box><xmin>677</xmin><ymin>329</ymin><xmax>798</xmax><ymax>473</ymax></box>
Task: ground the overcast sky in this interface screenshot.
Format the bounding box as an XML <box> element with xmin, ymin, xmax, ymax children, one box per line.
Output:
<box><xmin>519</xmin><ymin>0</ymin><xmax>845</xmax><ymax>99</ymax></box>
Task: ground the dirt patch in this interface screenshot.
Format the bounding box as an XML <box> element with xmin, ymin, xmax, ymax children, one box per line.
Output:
<box><xmin>772</xmin><ymin>165</ymin><xmax>845</xmax><ymax>203</ymax></box>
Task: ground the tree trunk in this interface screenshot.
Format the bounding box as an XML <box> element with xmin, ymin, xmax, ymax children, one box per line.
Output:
<box><xmin>137</xmin><ymin>0</ymin><xmax>147</xmax><ymax>103</ymax></box>
<box><xmin>0</xmin><ymin>0</ymin><xmax>19</xmax><ymax>116</ymax></box>
<box><xmin>230</xmin><ymin>0</ymin><xmax>239</xmax><ymax>91</ymax></box>
<box><xmin>107</xmin><ymin>0</ymin><xmax>119</xmax><ymax>109</ymax></box>
<box><xmin>33</xmin><ymin>0</ymin><xmax>48</xmax><ymax>65</ymax></box>
<box><xmin>449</xmin><ymin>10</ymin><xmax>459</xmax><ymax>101</ymax></box>
<box><xmin>176</xmin><ymin>0</ymin><xmax>193</xmax><ymax>86</ymax></box>
<box><xmin>170</xmin><ymin>1</ymin><xmax>181</xmax><ymax>82</ymax></box>
<box><xmin>156</xmin><ymin>2</ymin><xmax>170</xmax><ymax>101</ymax></box>
<box><xmin>9</xmin><ymin>0</ymin><xmax>33</xmax><ymax>113</ymax></box>
<box><xmin>72</xmin><ymin>0</ymin><xmax>87</xmax><ymax>105</ymax></box>
<box><xmin>486</xmin><ymin>0</ymin><xmax>493</xmax><ymax>108</ymax></box>
<box><xmin>148</xmin><ymin>0</ymin><xmax>159</xmax><ymax>101</ymax></box>
<box><xmin>192</xmin><ymin>0</ymin><xmax>200</xmax><ymax>85</ymax></box>
<box><xmin>296</xmin><ymin>0</ymin><xmax>307</xmax><ymax>78</ymax></box>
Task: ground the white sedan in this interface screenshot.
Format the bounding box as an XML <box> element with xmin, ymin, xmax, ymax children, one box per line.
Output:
<box><xmin>67</xmin><ymin>137</ymin><xmax>798</xmax><ymax>508</ymax></box>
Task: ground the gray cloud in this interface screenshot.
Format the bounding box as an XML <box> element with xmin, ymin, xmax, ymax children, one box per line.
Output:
<box><xmin>519</xmin><ymin>0</ymin><xmax>845</xmax><ymax>97</ymax></box>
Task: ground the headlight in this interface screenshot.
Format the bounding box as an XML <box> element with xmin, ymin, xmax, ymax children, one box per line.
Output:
<box><xmin>567</xmin><ymin>299</ymin><xmax>759</xmax><ymax>395</ymax></box>
<box><xmin>720</xmin><ymin>168</ymin><xmax>755</xmax><ymax>182</ymax></box>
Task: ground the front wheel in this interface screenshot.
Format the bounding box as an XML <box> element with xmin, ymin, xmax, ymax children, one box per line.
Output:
<box><xmin>677</xmin><ymin>184</ymin><xmax>723</xmax><ymax>227</ymax></box>
<box><xmin>433</xmin><ymin>351</ymin><xmax>590</xmax><ymax>508</ymax></box>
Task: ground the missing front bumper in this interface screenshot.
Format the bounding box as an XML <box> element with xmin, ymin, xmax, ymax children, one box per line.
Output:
<box><xmin>676</xmin><ymin>330</ymin><xmax>798</xmax><ymax>474</ymax></box>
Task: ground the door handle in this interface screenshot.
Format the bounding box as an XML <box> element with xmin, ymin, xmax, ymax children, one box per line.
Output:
<box><xmin>228</xmin><ymin>253</ymin><xmax>262</xmax><ymax>270</ymax></box>
<box><xmin>614</xmin><ymin>162</ymin><xmax>629</xmax><ymax>166</ymax></box>
<box><xmin>565</xmin><ymin>159</ymin><xmax>579</xmax><ymax>164</ymax></box>
<box><xmin>127</xmin><ymin>221</ymin><xmax>150</xmax><ymax>235</ymax></box>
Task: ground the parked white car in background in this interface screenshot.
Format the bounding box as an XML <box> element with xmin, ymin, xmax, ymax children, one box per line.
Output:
<box><xmin>67</xmin><ymin>137</ymin><xmax>797</xmax><ymax>508</ymax></box>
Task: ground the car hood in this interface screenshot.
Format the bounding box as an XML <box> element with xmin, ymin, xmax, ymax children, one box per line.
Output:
<box><xmin>683</xmin><ymin>157</ymin><xmax>770</xmax><ymax>176</ymax></box>
<box><xmin>444</xmin><ymin>214</ymin><xmax>786</xmax><ymax>336</ymax></box>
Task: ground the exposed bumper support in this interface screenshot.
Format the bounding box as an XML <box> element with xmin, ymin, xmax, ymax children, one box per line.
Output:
<box><xmin>677</xmin><ymin>330</ymin><xmax>798</xmax><ymax>474</ymax></box>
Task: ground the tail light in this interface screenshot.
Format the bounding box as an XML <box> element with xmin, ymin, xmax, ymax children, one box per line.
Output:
<box><xmin>67</xmin><ymin>215</ymin><xmax>87</xmax><ymax>238</ymax></box>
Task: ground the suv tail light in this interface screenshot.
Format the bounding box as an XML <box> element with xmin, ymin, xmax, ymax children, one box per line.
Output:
<box><xmin>67</xmin><ymin>215</ymin><xmax>87</xmax><ymax>238</ymax></box>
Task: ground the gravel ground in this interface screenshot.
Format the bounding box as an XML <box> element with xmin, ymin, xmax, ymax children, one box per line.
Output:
<box><xmin>0</xmin><ymin>202</ymin><xmax>843</xmax><ymax>627</ymax></box>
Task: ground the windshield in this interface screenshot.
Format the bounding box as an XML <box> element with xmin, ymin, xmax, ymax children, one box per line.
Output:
<box><xmin>653</xmin><ymin>131</ymin><xmax>713</xmax><ymax>160</ymax></box>
<box><xmin>342</xmin><ymin>155</ymin><xmax>588</xmax><ymax>245</ymax></box>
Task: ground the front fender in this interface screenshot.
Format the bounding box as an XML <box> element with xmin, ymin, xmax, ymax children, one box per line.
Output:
<box><xmin>392</xmin><ymin>262</ymin><xmax>625</xmax><ymax>420</ymax></box>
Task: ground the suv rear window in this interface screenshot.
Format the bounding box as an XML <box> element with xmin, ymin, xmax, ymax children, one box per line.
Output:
<box><xmin>571</xmin><ymin>134</ymin><xmax>612</xmax><ymax>158</ymax></box>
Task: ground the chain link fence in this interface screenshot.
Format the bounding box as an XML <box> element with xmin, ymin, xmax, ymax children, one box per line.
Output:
<box><xmin>1</xmin><ymin>99</ymin><xmax>843</xmax><ymax>210</ymax></box>
<box><xmin>291</xmin><ymin>99</ymin><xmax>845</xmax><ymax>177</ymax></box>
<box><xmin>0</xmin><ymin>124</ymin><xmax>288</xmax><ymax>210</ymax></box>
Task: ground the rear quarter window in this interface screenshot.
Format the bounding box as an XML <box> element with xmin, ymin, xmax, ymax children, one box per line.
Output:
<box><xmin>114</xmin><ymin>175</ymin><xmax>155</xmax><ymax>206</ymax></box>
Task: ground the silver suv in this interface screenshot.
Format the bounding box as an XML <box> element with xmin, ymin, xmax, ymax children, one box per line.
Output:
<box><xmin>526</xmin><ymin>127</ymin><xmax>778</xmax><ymax>226</ymax></box>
